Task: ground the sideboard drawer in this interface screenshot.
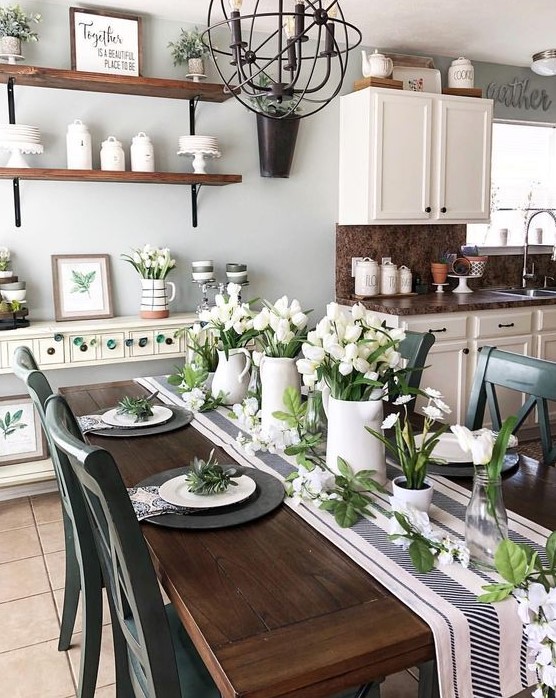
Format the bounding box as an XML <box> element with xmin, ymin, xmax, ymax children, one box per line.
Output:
<box><xmin>128</xmin><ymin>331</ymin><xmax>154</xmax><ymax>357</ymax></box>
<box><xmin>474</xmin><ymin>312</ymin><xmax>532</xmax><ymax>338</ymax></box>
<box><xmin>5</xmin><ymin>339</ymin><xmax>34</xmax><ymax>369</ymax></box>
<box><xmin>153</xmin><ymin>328</ymin><xmax>182</xmax><ymax>355</ymax></box>
<box><xmin>98</xmin><ymin>332</ymin><xmax>125</xmax><ymax>360</ymax></box>
<box><xmin>36</xmin><ymin>337</ymin><xmax>65</xmax><ymax>365</ymax></box>
<box><xmin>69</xmin><ymin>334</ymin><xmax>98</xmax><ymax>363</ymax></box>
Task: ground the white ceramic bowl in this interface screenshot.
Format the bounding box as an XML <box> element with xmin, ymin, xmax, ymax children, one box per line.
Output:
<box><xmin>226</xmin><ymin>271</ymin><xmax>248</xmax><ymax>282</ymax></box>
<box><xmin>0</xmin><ymin>281</ymin><xmax>25</xmax><ymax>290</ymax></box>
<box><xmin>192</xmin><ymin>260</ymin><xmax>213</xmax><ymax>268</ymax></box>
<box><xmin>192</xmin><ymin>271</ymin><xmax>214</xmax><ymax>281</ymax></box>
<box><xmin>1</xmin><ymin>289</ymin><xmax>26</xmax><ymax>302</ymax></box>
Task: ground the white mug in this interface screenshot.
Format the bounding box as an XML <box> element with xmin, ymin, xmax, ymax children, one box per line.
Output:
<box><xmin>497</xmin><ymin>228</ymin><xmax>508</xmax><ymax>246</ymax></box>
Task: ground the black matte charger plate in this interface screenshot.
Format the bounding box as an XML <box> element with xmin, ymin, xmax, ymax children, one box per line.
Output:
<box><xmin>91</xmin><ymin>406</ymin><xmax>193</xmax><ymax>437</ymax></box>
<box><xmin>427</xmin><ymin>451</ymin><xmax>520</xmax><ymax>478</ymax></box>
<box><xmin>135</xmin><ymin>467</ymin><xmax>285</xmax><ymax>529</ymax></box>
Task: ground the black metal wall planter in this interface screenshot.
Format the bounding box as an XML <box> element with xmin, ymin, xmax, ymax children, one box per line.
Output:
<box><xmin>256</xmin><ymin>114</ymin><xmax>300</xmax><ymax>178</ymax></box>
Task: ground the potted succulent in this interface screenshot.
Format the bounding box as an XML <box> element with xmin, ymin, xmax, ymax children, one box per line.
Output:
<box><xmin>430</xmin><ymin>251</ymin><xmax>450</xmax><ymax>285</ymax></box>
<box><xmin>251</xmin><ymin>73</ymin><xmax>301</xmax><ymax>178</ymax></box>
<box><xmin>0</xmin><ymin>4</ymin><xmax>41</xmax><ymax>57</ymax></box>
<box><xmin>168</xmin><ymin>26</ymin><xmax>209</xmax><ymax>79</ymax></box>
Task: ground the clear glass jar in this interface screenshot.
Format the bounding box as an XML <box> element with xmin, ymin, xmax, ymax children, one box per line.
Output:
<box><xmin>247</xmin><ymin>364</ymin><xmax>261</xmax><ymax>403</ymax></box>
<box><xmin>304</xmin><ymin>389</ymin><xmax>327</xmax><ymax>455</ymax></box>
<box><xmin>465</xmin><ymin>470</ymin><xmax>508</xmax><ymax>568</ymax></box>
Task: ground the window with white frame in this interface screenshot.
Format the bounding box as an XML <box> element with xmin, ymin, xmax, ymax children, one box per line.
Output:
<box><xmin>467</xmin><ymin>121</ymin><xmax>556</xmax><ymax>246</ymax></box>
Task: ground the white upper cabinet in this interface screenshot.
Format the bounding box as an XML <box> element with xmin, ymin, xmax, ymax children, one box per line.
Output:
<box><xmin>338</xmin><ymin>87</ymin><xmax>493</xmax><ymax>225</ymax></box>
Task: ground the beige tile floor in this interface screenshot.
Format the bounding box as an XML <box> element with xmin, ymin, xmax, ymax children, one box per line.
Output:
<box><xmin>0</xmin><ymin>491</ymin><xmax>418</xmax><ymax>697</ymax></box>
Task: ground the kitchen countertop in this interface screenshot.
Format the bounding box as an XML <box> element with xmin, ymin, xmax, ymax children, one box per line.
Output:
<box><xmin>336</xmin><ymin>290</ymin><xmax>556</xmax><ymax>316</ymax></box>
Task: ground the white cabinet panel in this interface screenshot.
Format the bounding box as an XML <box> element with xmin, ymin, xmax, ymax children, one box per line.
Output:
<box><xmin>406</xmin><ymin>314</ymin><xmax>467</xmax><ymax>341</ymax></box>
<box><xmin>128</xmin><ymin>331</ymin><xmax>155</xmax><ymax>358</ymax></box>
<box><xmin>473</xmin><ymin>311</ymin><xmax>532</xmax><ymax>338</ymax></box>
<box><xmin>69</xmin><ymin>334</ymin><xmax>98</xmax><ymax>363</ymax></box>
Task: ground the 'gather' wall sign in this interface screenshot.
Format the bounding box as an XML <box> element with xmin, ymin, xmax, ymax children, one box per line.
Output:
<box><xmin>486</xmin><ymin>78</ymin><xmax>552</xmax><ymax>111</ymax></box>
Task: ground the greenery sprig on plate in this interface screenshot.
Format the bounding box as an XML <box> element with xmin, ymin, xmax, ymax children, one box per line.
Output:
<box><xmin>184</xmin><ymin>450</ymin><xmax>240</xmax><ymax>495</ymax></box>
<box><xmin>117</xmin><ymin>396</ymin><xmax>154</xmax><ymax>423</ymax></box>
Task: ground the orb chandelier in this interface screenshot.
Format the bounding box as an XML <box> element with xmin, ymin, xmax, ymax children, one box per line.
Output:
<box><xmin>203</xmin><ymin>0</ymin><xmax>362</xmax><ymax>119</ymax></box>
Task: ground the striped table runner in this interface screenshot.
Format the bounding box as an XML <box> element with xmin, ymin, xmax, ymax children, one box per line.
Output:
<box><xmin>137</xmin><ymin>376</ymin><xmax>547</xmax><ymax>698</ymax></box>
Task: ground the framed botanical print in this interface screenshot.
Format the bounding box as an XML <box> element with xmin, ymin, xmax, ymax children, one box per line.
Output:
<box><xmin>0</xmin><ymin>395</ymin><xmax>48</xmax><ymax>466</ymax></box>
<box><xmin>51</xmin><ymin>254</ymin><xmax>114</xmax><ymax>322</ymax></box>
<box><xmin>69</xmin><ymin>7</ymin><xmax>142</xmax><ymax>76</ymax></box>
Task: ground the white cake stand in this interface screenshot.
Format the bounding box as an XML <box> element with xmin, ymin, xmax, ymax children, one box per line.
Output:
<box><xmin>0</xmin><ymin>142</ymin><xmax>43</xmax><ymax>168</ymax></box>
<box><xmin>448</xmin><ymin>273</ymin><xmax>482</xmax><ymax>294</ymax></box>
<box><xmin>185</xmin><ymin>72</ymin><xmax>206</xmax><ymax>83</ymax></box>
<box><xmin>177</xmin><ymin>148</ymin><xmax>221</xmax><ymax>174</ymax></box>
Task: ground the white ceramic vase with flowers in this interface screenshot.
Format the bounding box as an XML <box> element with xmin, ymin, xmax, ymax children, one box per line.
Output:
<box><xmin>198</xmin><ymin>283</ymin><xmax>258</xmax><ymax>405</ymax></box>
<box><xmin>122</xmin><ymin>245</ymin><xmax>176</xmax><ymax>319</ymax></box>
<box><xmin>252</xmin><ymin>296</ymin><xmax>309</xmax><ymax>431</ymax></box>
<box><xmin>297</xmin><ymin>302</ymin><xmax>406</xmax><ymax>485</ymax></box>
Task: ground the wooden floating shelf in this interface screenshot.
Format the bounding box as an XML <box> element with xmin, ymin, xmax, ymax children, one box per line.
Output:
<box><xmin>0</xmin><ymin>64</ymin><xmax>234</xmax><ymax>103</ymax></box>
<box><xmin>0</xmin><ymin>168</ymin><xmax>242</xmax><ymax>186</ymax></box>
<box><xmin>442</xmin><ymin>87</ymin><xmax>483</xmax><ymax>98</ymax></box>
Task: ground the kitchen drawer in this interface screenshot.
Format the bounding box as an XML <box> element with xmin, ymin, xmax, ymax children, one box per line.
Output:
<box><xmin>98</xmin><ymin>332</ymin><xmax>125</xmax><ymax>361</ymax></box>
<box><xmin>69</xmin><ymin>334</ymin><xmax>98</xmax><ymax>362</ymax></box>
<box><xmin>536</xmin><ymin>307</ymin><xmax>556</xmax><ymax>332</ymax></box>
<box><xmin>153</xmin><ymin>328</ymin><xmax>181</xmax><ymax>355</ymax></box>
<box><xmin>473</xmin><ymin>311</ymin><xmax>532</xmax><ymax>338</ymax></box>
<box><xmin>36</xmin><ymin>337</ymin><xmax>65</xmax><ymax>365</ymax></box>
<box><xmin>405</xmin><ymin>315</ymin><xmax>467</xmax><ymax>341</ymax></box>
<box><xmin>128</xmin><ymin>331</ymin><xmax>154</xmax><ymax>357</ymax></box>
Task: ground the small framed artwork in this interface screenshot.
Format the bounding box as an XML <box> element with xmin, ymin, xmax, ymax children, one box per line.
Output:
<box><xmin>69</xmin><ymin>7</ymin><xmax>142</xmax><ymax>77</ymax></box>
<box><xmin>52</xmin><ymin>254</ymin><xmax>114</xmax><ymax>322</ymax></box>
<box><xmin>0</xmin><ymin>395</ymin><xmax>48</xmax><ymax>467</ymax></box>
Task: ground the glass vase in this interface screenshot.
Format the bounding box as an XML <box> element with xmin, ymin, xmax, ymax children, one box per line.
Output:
<box><xmin>304</xmin><ymin>389</ymin><xmax>327</xmax><ymax>454</ymax></box>
<box><xmin>465</xmin><ymin>470</ymin><xmax>508</xmax><ymax>568</ymax></box>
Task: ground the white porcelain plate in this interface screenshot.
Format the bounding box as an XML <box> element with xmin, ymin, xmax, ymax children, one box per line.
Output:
<box><xmin>158</xmin><ymin>473</ymin><xmax>257</xmax><ymax>509</ymax></box>
<box><xmin>392</xmin><ymin>66</ymin><xmax>441</xmax><ymax>93</ymax></box>
<box><xmin>101</xmin><ymin>405</ymin><xmax>173</xmax><ymax>429</ymax></box>
<box><xmin>414</xmin><ymin>432</ymin><xmax>470</xmax><ymax>463</ymax></box>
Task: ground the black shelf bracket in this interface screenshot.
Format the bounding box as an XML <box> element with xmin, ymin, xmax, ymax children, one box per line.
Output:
<box><xmin>7</xmin><ymin>77</ymin><xmax>21</xmax><ymax>227</ymax></box>
<box><xmin>189</xmin><ymin>97</ymin><xmax>201</xmax><ymax>228</ymax></box>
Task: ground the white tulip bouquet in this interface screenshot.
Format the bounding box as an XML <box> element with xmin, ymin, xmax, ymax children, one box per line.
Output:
<box><xmin>252</xmin><ymin>296</ymin><xmax>309</xmax><ymax>358</ymax></box>
<box><xmin>122</xmin><ymin>244</ymin><xmax>176</xmax><ymax>280</ymax></box>
<box><xmin>198</xmin><ymin>283</ymin><xmax>257</xmax><ymax>353</ymax></box>
<box><xmin>296</xmin><ymin>302</ymin><xmax>406</xmax><ymax>401</ymax></box>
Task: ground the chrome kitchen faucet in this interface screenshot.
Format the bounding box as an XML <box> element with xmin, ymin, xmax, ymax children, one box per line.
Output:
<box><xmin>523</xmin><ymin>210</ymin><xmax>556</xmax><ymax>287</ymax></box>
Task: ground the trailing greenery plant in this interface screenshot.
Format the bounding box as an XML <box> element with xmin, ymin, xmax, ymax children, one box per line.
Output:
<box><xmin>0</xmin><ymin>4</ymin><xmax>41</xmax><ymax>41</ymax></box>
<box><xmin>250</xmin><ymin>72</ymin><xmax>301</xmax><ymax>117</ymax></box>
<box><xmin>184</xmin><ymin>450</ymin><xmax>240</xmax><ymax>495</ymax></box>
<box><xmin>168</xmin><ymin>26</ymin><xmax>208</xmax><ymax>64</ymax></box>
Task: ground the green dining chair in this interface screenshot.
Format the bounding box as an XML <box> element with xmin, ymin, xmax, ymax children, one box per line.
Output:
<box><xmin>399</xmin><ymin>330</ymin><xmax>436</xmax><ymax>394</ymax></box>
<box><xmin>465</xmin><ymin>345</ymin><xmax>556</xmax><ymax>465</ymax></box>
<box><xmin>12</xmin><ymin>346</ymin><xmax>103</xmax><ymax>698</ymax></box>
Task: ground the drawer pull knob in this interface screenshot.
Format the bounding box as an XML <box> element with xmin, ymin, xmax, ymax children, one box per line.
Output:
<box><xmin>125</xmin><ymin>338</ymin><xmax>133</xmax><ymax>347</ymax></box>
<box><xmin>156</xmin><ymin>334</ymin><xmax>165</xmax><ymax>344</ymax></box>
<box><xmin>440</xmin><ymin>206</ymin><xmax>447</xmax><ymax>213</ymax></box>
<box><xmin>73</xmin><ymin>336</ymin><xmax>83</xmax><ymax>346</ymax></box>
<box><xmin>106</xmin><ymin>339</ymin><xmax>117</xmax><ymax>350</ymax></box>
<box><xmin>138</xmin><ymin>337</ymin><xmax>148</xmax><ymax>348</ymax></box>
<box><xmin>46</xmin><ymin>347</ymin><xmax>55</xmax><ymax>356</ymax></box>
<box><xmin>80</xmin><ymin>344</ymin><xmax>88</xmax><ymax>352</ymax></box>
<box><xmin>165</xmin><ymin>337</ymin><xmax>173</xmax><ymax>345</ymax></box>
<box><xmin>54</xmin><ymin>333</ymin><xmax>63</xmax><ymax>342</ymax></box>
<box><xmin>428</xmin><ymin>327</ymin><xmax>447</xmax><ymax>333</ymax></box>
<box><xmin>425</xmin><ymin>206</ymin><xmax>432</xmax><ymax>213</ymax></box>
<box><xmin>498</xmin><ymin>322</ymin><xmax>515</xmax><ymax>328</ymax></box>
<box><xmin>462</xmin><ymin>348</ymin><xmax>470</xmax><ymax>355</ymax></box>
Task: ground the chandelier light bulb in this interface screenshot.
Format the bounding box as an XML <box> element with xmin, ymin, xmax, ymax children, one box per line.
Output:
<box><xmin>283</xmin><ymin>16</ymin><xmax>296</xmax><ymax>40</ymax></box>
<box><xmin>229</xmin><ymin>0</ymin><xmax>243</xmax><ymax>11</ymax></box>
<box><xmin>328</xmin><ymin>2</ymin><xmax>338</xmax><ymax>19</ymax></box>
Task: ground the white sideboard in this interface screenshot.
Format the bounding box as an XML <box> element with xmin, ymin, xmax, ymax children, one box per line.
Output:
<box><xmin>0</xmin><ymin>312</ymin><xmax>196</xmax><ymax>498</ymax></box>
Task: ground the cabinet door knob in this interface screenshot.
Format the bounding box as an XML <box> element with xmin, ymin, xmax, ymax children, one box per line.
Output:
<box><xmin>80</xmin><ymin>344</ymin><xmax>88</xmax><ymax>352</ymax></box>
<box><xmin>125</xmin><ymin>338</ymin><xmax>133</xmax><ymax>347</ymax></box>
<box><xmin>462</xmin><ymin>348</ymin><xmax>470</xmax><ymax>355</ymax></box>
<box><xmin>440</xmin><ymin>206</ymin><xmax>447</xmax><ymax>213</ymax></box>
<box><xmin>165</xmin><ymin>337</ymin><xmax>173</xmax><ymax>345</ymax></box>
<box><xmin>46</xmin><ymin>347</ymin><xmax>55</xmax><ymax>356</ymax></box>
<box><xmin>54</xmin><ymin>333</ymin><xmax>63</xmax><ymax>342</ymax></box>
<box><xmin>425</xmin><ymin>206</ymin><xmax>432</xmax><ymax>213</ymax></box>
<box><xmin>106</xmin><ymin>339</ymin><xmax>117</xmax><ymax>350</ymax></box>
<box><xmin>138</xmin><ymin>337</ymin><xmax>148</xmax><ymax>348</ymax></box>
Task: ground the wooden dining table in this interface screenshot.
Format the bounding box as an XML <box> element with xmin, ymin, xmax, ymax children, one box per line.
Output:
<box><xmin>61</xmin><ymin>380</ymin><xmax>556</xmax><ymax>698</ymax></box>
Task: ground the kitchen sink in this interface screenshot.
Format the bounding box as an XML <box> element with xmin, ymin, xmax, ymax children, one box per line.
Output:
<box><xmin>493</xmin><ymin>288</ymin><xmax>556</xmax><ymax>298</ymax></box>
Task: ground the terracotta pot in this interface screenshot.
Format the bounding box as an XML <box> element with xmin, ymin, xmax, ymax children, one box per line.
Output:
<box><xmin>430</xmin><ymin>262</ymin><xmax>448</xmax><ymax>284</ymax></box>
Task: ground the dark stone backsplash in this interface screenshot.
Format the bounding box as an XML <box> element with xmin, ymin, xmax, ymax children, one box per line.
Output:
<box><xmin>336</xmin><ymin>224</ymin><xmax>556</xmax><ymax>297</ymax></box>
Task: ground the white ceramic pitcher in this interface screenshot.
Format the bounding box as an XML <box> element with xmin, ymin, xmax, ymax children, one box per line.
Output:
<box><xmin>211</xmin><ymin>348</ymin><xmax>251</xmax><ymax>406</ymax></box>
<box><xmin>259</xmin><ymin>356</ymin><xmax>301</xmax><ymax>431</ymax></box>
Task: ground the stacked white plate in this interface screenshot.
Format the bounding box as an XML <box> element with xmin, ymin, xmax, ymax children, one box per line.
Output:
<box><xmin>0</xmin><ymin>124</ymin><xmax>41</xmax><ymax>143</ymax></box>
<box><xmin>177</xmin><ymin>135</ymin><xmax>220</xmax><ymax>154</ymax></box>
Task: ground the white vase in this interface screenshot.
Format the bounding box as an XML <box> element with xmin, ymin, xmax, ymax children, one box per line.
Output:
<box><xmin>391</xmin><ymin>476</ymin><xmax>434</xmax><ymax>513</ymax></box>
<box><xmin>322</xmin><ymin>388</ymin><xmax>386</xmax><ymax>485</ymax></box>
<box><xmin>140</xmin><ymin>279</ymin><xmax>176</xmax><ymax>319</ymax></box>
<box><xmin>0</xmin><ymin>36</ymin><xmax>21</xmax><ymax>56</ymax></box>
<box><xmin>211</xmin><ymin>349</ymin><xmax>251</xmax><ymax>406</ymax></box>
<box><xmin>259</xmin><ymin>356</ymin><xmax>301</xmax><ymax>431</ymax></box>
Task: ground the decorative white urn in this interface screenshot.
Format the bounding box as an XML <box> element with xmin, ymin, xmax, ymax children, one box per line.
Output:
<box><xmin>322</xmin><ymin>388</ymin><xmax>386</xmax><ymax>485</ymax></box>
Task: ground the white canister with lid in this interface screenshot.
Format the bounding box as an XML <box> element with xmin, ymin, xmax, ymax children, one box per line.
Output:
<box><xmin>66</xmin><ymin>119</ymin><xmax>92</xmax><ymax>170</ymax></box>
<box><xmin>448</xmin><ymin>57</ymin><xmax>474</xmax><ymax>88</ymax></box>
<box><xmin>380</xmin><ymin>261</ymin><xmax>398</xmax><ymax>295</ymax></box>
<box><xmin>130</xmin><ymin>131</ymin><xmax>155</xmax><ymax>172</ymax></box>
<box><xmin>398</xmin><ymin>265</ymin><xmax>413</xmax><ymax>294</ymax></box>
<box><xmin>354</xmin><ymin>257</ymin><xmax>379</xmax><ymax>297</ymax></box>
<box><xmin>100</xmin><ymin>136</ymin><xmax>125</xmax><ymax>171</ymax></box>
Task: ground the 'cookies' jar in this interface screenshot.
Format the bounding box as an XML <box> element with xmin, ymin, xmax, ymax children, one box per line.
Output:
<box><xmin>130</xmin><ymin>132</ymin><xmax>155</xmax><ymax>172</ymax></box>
<box><xmin>448</xmin><ymin>57</ymin><xmax>474</xmax><ymax>88</ymax></box>
<box><xmin>66</xmin><ymin>119</ymin><xmax>92</xmax><ymax>170</ymax></box>
<box><xmin>100</xmin><ymin>136</ymin><xmax>125</xmax><ymax>171</ymax></box>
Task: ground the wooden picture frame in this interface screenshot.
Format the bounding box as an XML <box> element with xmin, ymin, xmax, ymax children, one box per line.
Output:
<box><xmin>0</xmin><ymin>395</ymin><xmax>48</xmax><ymax>466</ymax></box>
<box><xmin>52</xmin><ymin>254</ymin><xmax>114</xmax><ymax>322</ymax></box>
<box><xmin>70</xmin><ymin>7</ymin><xmax>142</xmax><ymax>77</ymax></box>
